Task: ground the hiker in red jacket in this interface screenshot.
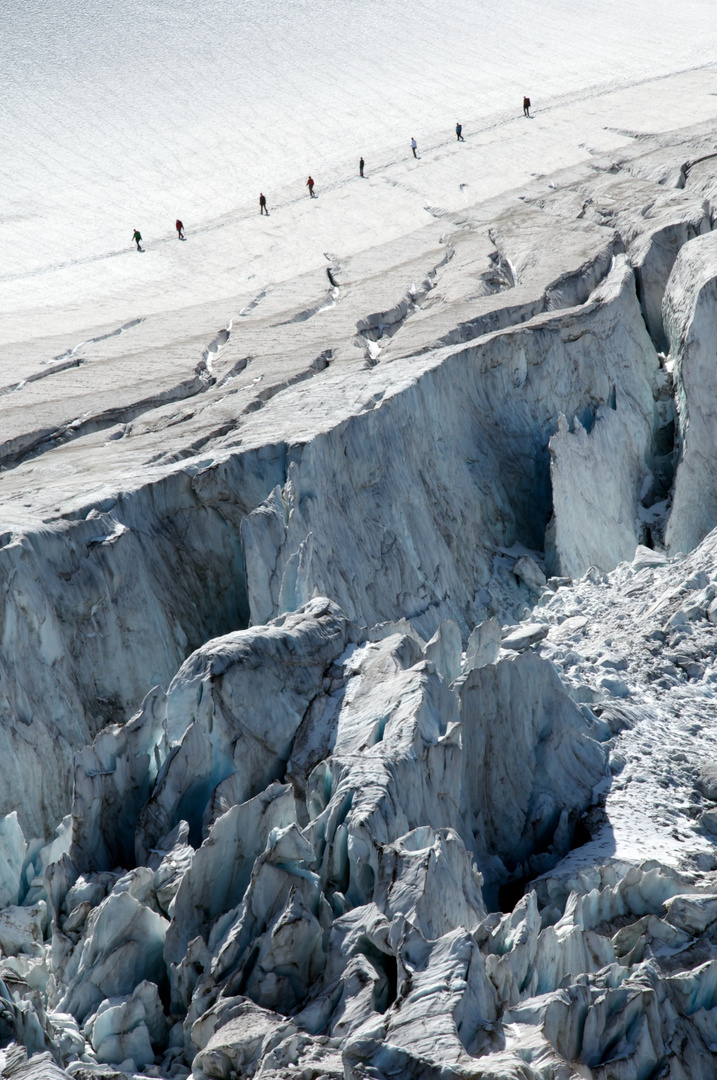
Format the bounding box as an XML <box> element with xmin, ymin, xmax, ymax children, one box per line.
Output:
<box><xmin>176</xmin><ymin>219</ymin><xmax>184</xmax><ymax>239</ymax></box>
<box><xmin>307</xmin><ymin>176</ymin><xmax>316</xmax><ymax>198</ymax></box>
<box><xmin>523</xmin><ymin>96</ymin><xmax>531</xmax><ymax>118</ymax></box>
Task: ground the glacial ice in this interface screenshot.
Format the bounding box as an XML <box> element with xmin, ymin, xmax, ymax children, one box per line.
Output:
<box><xmin>664</xmin><ymin>230</ymin><xmax>717</xmax><ymax>556</ymax></box>
<box><xmin>2</xmin><ymin>121</ymin><xmax>717</xmax><ymax>1079</ymax></box>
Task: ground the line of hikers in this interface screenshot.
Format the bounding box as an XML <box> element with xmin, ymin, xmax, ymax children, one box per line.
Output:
<box><xmin>132</xmin><ymin>220</ymin><xmax>182</xmax><ymax>250</ymax></box>
<box><xmin>133</xmin><ymin>98</ymin><xmax>533</xmax><ymax>248</ymax></box>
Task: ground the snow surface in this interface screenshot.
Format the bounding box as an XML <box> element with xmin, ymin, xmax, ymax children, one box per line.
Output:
<box><xmin>3</xmin><ymin>0</ymin><xmax>717</xmax><ymax>346</ymax></box>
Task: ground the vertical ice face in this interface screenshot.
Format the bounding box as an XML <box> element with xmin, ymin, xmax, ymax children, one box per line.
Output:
<box><xmin>664</xmin><ymin>231</ymin><xmax>717</xmax><ymax>555</ymax></box>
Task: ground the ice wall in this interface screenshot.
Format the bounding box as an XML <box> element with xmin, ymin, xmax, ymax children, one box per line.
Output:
<box><xmin>0</xmin><ymin>249</ymin><xmax>657</xmax><ymax>837</ymax></box>
<box><xmin>664</xmin><ymin>230</ymin><xmax>717</xmax><ymax>554</ymax></box>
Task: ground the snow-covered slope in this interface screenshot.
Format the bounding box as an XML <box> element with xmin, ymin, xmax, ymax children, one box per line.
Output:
<box><xmin>3</xmin><ymin>0</ymin><xmax>716</xmax><ymax>320</ymax></box>
<box><xmin>3</xmin><ymin>48</ymin><xmax>717</xmax><ymax>1080</ymax></box>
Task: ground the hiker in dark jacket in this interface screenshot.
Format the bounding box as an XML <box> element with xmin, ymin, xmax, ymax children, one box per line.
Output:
<box><xmin>259</xmin><ymin>193</ymin><xmax>268</xmax><ymax>215</ymax></box>
<box><xmin>132</xmin><ymin>229</ymin><xmax>143</xmax><ymax>251</ymax></box>
<box><xmin>456</xmin><ymin>122</ymin><xmax>464</xmax><ymax>141</ymax></box>
<box><xmin>523</xmin><ymin>96</ymin><xmax>531</xmax><ymax>117</ymax></box>
<box><xmin>359</xmin><ymin>157</ymin><xmax>365</xmax><ymax>177</ymax></box>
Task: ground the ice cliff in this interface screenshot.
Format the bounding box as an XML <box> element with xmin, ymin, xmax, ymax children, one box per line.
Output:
<box><xmin>2</xmin><ymin>123</ymin><xmax>717</xmax><ymax>1078</ymax></box>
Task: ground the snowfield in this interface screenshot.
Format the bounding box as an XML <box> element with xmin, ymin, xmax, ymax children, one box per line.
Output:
<box><xmin>2</xmin><ymin>0</ymin><xmax>717</xmax><ymax>342</ymax></box>
<box><xmin>3</xmin><ymin>2</ymin><xmax>717</xmax><ymax>1078</ymax></box>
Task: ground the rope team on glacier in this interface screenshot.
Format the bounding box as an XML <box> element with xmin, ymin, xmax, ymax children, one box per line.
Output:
<box><xmin>134</xmin><ymin>98</ymin><xmax>532</xmax><ymax>249</ymax></box>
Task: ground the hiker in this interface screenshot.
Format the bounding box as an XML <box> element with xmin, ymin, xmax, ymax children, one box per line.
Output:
<box><xmin>132</xmin><ymin>229</ymin><xmax>143</xmax><ymax>251</ymax></box>
<box><xmin>307</xmin><ymin>175</ymin><xmax>316</xmax><ymax>197</ymax></box>
<box><xmin>411</xmin><ymin>137</ymin><xmax>418</xmax><ymax>158</ymax></box>
<box><xmin>259</xmin><ymin>193</ymin><xmax>268</xmax><ymax>215</ymax></box>
<box><xmin>176</xmin><ymin>219</ymin><xmax>184</xmax><ymax>239</ymax></box>
<box><xmin>359</xmin><ymin>157</ymin><xmax>365</xmax><ymax>177</ymax></box>
<box><xmin>523</xmin><ymin>96</ymin><xmax>531</xmax><ymax>117</ymax></box>
<box><xmin>456</xmin><ymin>122</ymin><xmax>464</xmax><ymax>141</ymax></box>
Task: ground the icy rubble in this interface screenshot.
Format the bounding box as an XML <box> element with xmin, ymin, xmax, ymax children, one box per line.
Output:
<box><xmin>0</xmin><ymin>598</ymin><xmax>612</xmax><ymax>1078</ymax></box>
<box><xmin>2</xmin><ymin>544</ymin><xmax>717</xmax><ymax>1079</ymax></box>
<box><xmin>2</xmin><ymin>126</ymin><xmax>717</xmax><ymax>1079</ymax></box>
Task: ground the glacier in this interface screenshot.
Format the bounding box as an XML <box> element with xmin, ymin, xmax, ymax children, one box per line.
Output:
<box><xmin>3</xmin><ymin>50</ymin><xmax>717</xmax><ymax>1080</ymax></box>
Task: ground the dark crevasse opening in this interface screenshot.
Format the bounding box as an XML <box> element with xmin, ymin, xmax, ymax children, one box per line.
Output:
<box><xmin>641</xmin><ymin>358</ymin><xmax>679</xmax><ymax>546</ymax></box>
<box><xmin>478</xmin><ymin>427</ymin><xmax>554</xmax><ymax>554</ymax></box>
<box><xmin>498</xmin><ymin>878</ymin><xmax>527</xmax><ymax>914</ymax></box>
<box><xmin>359</xmin><ymin>943</ymin><xmax>397</xmax><ymax>1014</ymax></box>
<box><xmin>495</xmin><ymin>810</ymin><xmax>595</xmax><ymax>914</ymax></box>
